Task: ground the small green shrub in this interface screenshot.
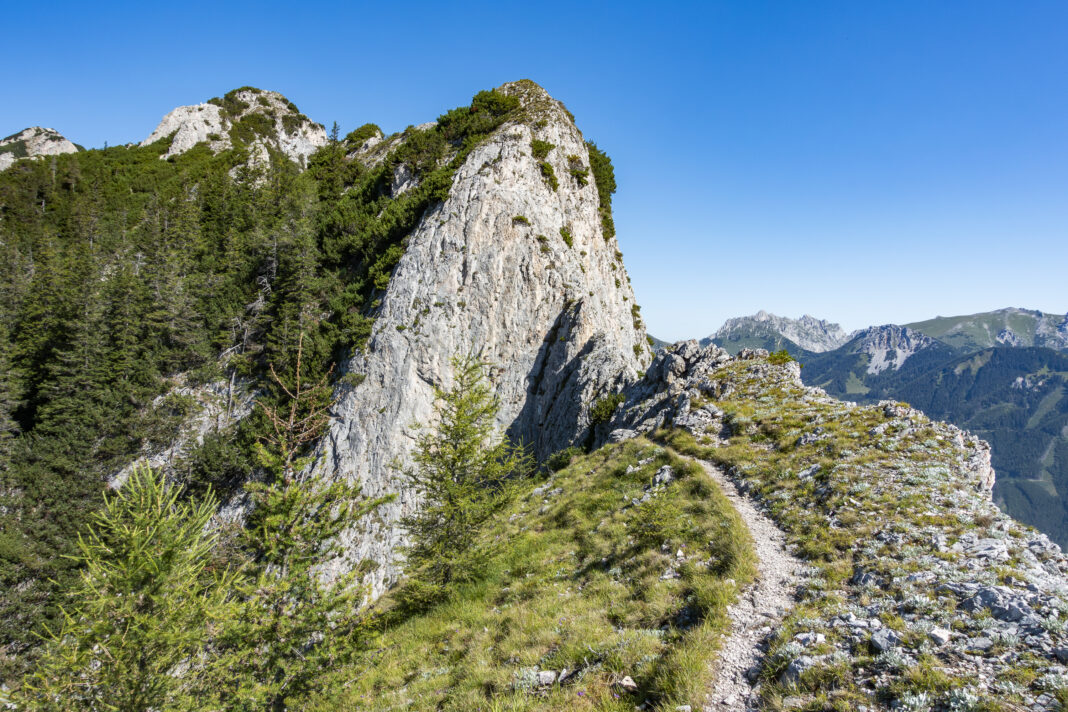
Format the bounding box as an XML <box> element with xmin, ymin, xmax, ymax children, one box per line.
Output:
<box><xmin>345</xmin><ymin>123</ymin><xmax>382</xmax><ymax>147</ymax></box>
<box><xmin>538</xmin><ymin>161</ymin><xmax>558</xmax><ymax>190</ymax></box>
<box><xmin>512</xmin><ymin>215</ymin><xmax>530</xmax><ymax>225</ymax></box>
<box><xmin>544</xmin><ymin>447</ymin><xmax>581</xmax><ymax>472</ymax></box>
<box><xmin>767</xmin><ymin>349</ymin><xmax>794</xmax><ymax>365</ymax></box>
<box><xmin>559</xmin><ymin>226</ymin><xmax>573</xmax><ymax>248</ymax></box>
<box><xmin>530</xmin><ymin>139</ymin><xmax>554</xmax><ymax>160</ymax></box>
<box><xmin>567</xmin><ymin>155</ymin><xmax>589</xmax><ymax>186</ymax></box>
<box><xmin>589</xmin><ymin>393</ymin><xmax>625</xmax><ymax>425</ymax></box>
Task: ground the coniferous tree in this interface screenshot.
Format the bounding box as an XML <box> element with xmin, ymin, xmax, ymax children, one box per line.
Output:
<box><xmin>16</xmin><ymin>467</ymin><xmax>233</xmax><ymax>712</ymax></box>
<box><xmin>201</xmin><ymin>334</ymin><xmax>389</xmax><ymax>711</ymax></box>
<box><xmin>399</xmin><ymin>354</ymin><xmax>531</xmax><ymax>606</ymax></box>
<box><xmin>0</xmin><ymin>324</ymin><xmax>20</xmax><ymax>469</ymax></box>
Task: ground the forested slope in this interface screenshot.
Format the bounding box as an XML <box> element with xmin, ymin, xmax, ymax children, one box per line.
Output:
<box><xmin>0</xmin><ymin>85</ymin><xmax>557</xmax><ymax>676</ymax></box>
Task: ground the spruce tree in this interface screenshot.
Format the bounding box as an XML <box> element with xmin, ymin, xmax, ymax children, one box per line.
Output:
<box><xmin>399</xmin><ymin>354</ymin><xmax>531</xmax><ymax>605</ymax></box>
<box><xmin>0</xmin><ymin>324</ymin><xmax>20</xmax><ymax>469</ymax></box>
<box><xmin>16</xmin><ymin>467</ymin><xmax>232</xmax><ymax>711</ymax></box>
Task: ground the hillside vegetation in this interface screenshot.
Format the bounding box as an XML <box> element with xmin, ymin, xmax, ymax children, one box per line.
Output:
<box><xmin>0</xmin><ymin>84</ymin><xmax>597</xmax><ymax>678</ymax></box>
<box><xmin>314</xmin><ymin>438</ymin><xmax>754</xmax><ymax>711</ymax></box>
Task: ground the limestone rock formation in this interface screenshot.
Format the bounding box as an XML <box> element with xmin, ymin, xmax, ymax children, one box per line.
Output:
<box><xmin>0</xmin><ymin>127</ymin><xmax>80</xmax><ymax>171</ymax></box>
<box><xmin>849</xmin><ymin>323</ymin><xmax>938</xmax><ymax>374</ymax></box>
<box><xmin>310</xmin><ymin>81</ymin><xmax>649</xmax><ymax>595</ymax></box>
<box><xmin>141</xmin><ymin>88</ymin><xmax>326</xmax><ymax>166</ymax></box>
<box><xmin>710</xmin><ymin>310</ymin><xmax>851</xmax><ymax>354</ymax></box>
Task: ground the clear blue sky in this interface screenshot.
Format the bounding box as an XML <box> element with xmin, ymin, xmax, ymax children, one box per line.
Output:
<box><xmin>4</xmin><ymin>1</ymin><xmax>1066</xmax><ymax>340</ymax></box>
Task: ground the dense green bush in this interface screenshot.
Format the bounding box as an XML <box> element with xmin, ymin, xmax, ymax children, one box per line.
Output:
<box><xmin>544</xmin><ymin>446</ymin><xmax>581</xmax><ymax>472</ymax></box>
<box><xmin>530</xmin><ymin>139</ymin><xmax>554</xmax><ymax>159</ymax></box>
<box><xmin>585</xmin><ymin>141</ymin><xmax>616</xmax><ymax>239</ymax></box>
<box><xmin>589</xmin><ymin>392</ymin><xmax>626</xmax><ymax>424</ymax></box>
<box><xmin>538</xmin><ymin>160</ymin><xmax>558</xmax><ymax>190</ymax></box>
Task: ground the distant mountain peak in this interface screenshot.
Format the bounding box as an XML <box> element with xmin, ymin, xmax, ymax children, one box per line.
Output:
<box><xmin>711</xmin><ymin>311</ymin><xmax>850</xmax><ymax>354</ymax></box>
<box><xmin>140</xmin><ymin>87</ymin><xmax>327</xmax><ymax>167</ymax></box>
<box><xmin>0</xmin><ymin>127</ymin><xmax>80</xmax><ymax>171</ymax></box>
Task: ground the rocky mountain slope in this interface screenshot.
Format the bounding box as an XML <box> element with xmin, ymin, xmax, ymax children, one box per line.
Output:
<box><xmin>708</xmin><ymin>310</ymin><xmax>851</xmax><ymax>355</ymax></box>
<box><xmin>140</xmin><ymin>87</ymin><xmax>327</xmax><ymax>166</ymax></box>
<box><xmin>310</xmin><ymin>80</ymin><xmax>649</xmax><ymax>595</ymax></box>
<box><xmin>0</xmin><ymin>127</ymin><xmax>80</xmax><ymax>171</ymax></box>
<box><xmin>601</xmin><ymin>344</ymin><xmax>1068</xmax><ymax>710</ymax></box>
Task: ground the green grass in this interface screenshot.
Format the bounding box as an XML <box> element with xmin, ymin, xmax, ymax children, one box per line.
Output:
<box><xmin>312</xmin><ymin>438</ymin><xmax>756</xmax><ymax>711</ymax></box>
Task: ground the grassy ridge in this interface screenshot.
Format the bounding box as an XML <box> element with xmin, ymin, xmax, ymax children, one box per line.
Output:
<box><xmin>313</xmin><ymin>438</ymin><xmax>755</xmax><ymax>711</ymax></box>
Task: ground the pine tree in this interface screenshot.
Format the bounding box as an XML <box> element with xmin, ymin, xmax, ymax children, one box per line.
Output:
<box><xmin>201</xmin><ymin>334</ymin><xmax>388</xmax><ymax>711</ymax></box>
<box><xmin>16</xmin><ymin>467</ymin><xmax>232</xmax><ymax>711</ymax></box>
<box><xmin>399</xmin><ymin>354</ymin><xmax>531</xmax><ymax>606</ymax></box>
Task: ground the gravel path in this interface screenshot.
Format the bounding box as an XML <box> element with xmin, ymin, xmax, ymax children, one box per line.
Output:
<box><xmin>698</xmin><ymin>460</ymin><xmax>803</xmax><ymax>711</ymax></box>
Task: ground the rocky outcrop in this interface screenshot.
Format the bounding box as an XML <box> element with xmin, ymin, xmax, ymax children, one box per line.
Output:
<box><xmin>309</xmin><ymin>81</ymin><xmax>649</xmax><ymax>595</ymax></box>
<box><xmin>710</xmin><ymin>310</ymin><xmax>851</xmax><ymax>354</ymax></box>
<box><xmin>0</xmin><ymin>127</ymin><xmax>79</xmax><ymax>171</ymax></box>
<box><xmin>1037</xmin><ymin>311</ymin><xmax>1068</xmax><ymax>351</ymax></box>
<box><xmin>850</xmin><ymin>324</ymin><xmax>937</xmax><ymax>374</ymax></box>
<box><xmin>141</xmin><ymin>88</ymin><xmax>326</xmax><ymax>166</ymax></box>
<box><xmin>141</xmin><ymin>104</ymin><xmax>226</xmax><ymax>158</ymax></box>
<box><xmin>110</xmin><ymin>373</ymin><xmax>256</xmax><ymax>488</ymax></box>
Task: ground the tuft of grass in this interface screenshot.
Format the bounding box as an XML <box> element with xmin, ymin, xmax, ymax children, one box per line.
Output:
<box><xmin>559</xmin><ymin>226</ymin><xmax>573</xmax><ymax>248</ymax></box>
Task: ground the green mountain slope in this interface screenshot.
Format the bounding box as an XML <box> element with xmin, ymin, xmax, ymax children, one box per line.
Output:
<box><xmin>801</xmin><ymin>325</ymin><xmax>957</xmax><ymax>398</ymax></box>
<box><xmin>802</xmin><ymin>333</ymin><xmax>1068</xmax><ymax>546</ymax></box>
<box><xmin>906</xmin><ymin>307</ymin><xmax>1068</xmax><ymax>353</ymax></box>
<box><xmin>315</xmin><ymin>438</ymin><xmax>755</xmax><ymax>711</ymax></box>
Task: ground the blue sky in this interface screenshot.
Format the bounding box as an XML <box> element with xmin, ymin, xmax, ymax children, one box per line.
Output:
<box><xmin>4</xmin><ymin>1</ymin><xmax>1066</xmax><ymax>340</ymax></box>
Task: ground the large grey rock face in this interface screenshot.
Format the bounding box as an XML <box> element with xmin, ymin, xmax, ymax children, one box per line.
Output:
<box><xmin>311</xmin><ymin>81</ymin><xmax>649</xmax><ymax>595</ymax></box>
<box><xmin>0</xmin><ymin>127</ymin><xmax>79</xmax><ymax>171</ymax></box>
<box><xmin>141</xmin><ymin>88</ymin><xmax>326</xmax><ymax>166</ymax></box>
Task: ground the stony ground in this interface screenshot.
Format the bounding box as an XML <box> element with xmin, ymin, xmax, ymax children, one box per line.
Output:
<box><xmin>697</xmin><ymin>461</ymin><xmax>803</xmax><ymax>712</ymax></box>
<box><xmin>607</xmin><ymin>342</ymin><xmax>1068</xmax><ymax>711</ymax></box>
